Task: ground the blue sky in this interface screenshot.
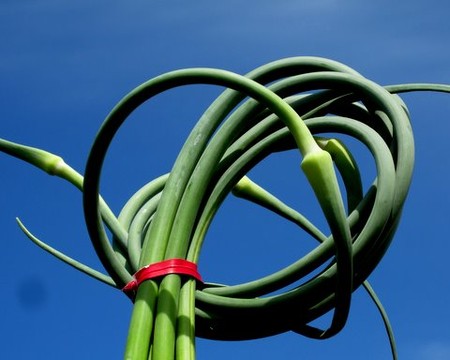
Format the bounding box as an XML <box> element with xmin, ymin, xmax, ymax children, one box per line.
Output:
<box><xmin>1</xmin><ymin>1</ymin><xmax>450</xmax><ymax>359</ymax></box>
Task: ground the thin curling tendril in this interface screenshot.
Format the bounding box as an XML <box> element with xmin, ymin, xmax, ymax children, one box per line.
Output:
<box><xmin>2</xmin><ymin>56</ymin><xmax>450</xmax><ymax>360</ymax></box>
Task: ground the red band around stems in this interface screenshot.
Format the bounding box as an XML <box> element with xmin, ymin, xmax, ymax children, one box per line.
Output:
<box><xmin>122</xmin><ymin>258</ymin><xmax>202</xmax><ymax>299</ymax></box>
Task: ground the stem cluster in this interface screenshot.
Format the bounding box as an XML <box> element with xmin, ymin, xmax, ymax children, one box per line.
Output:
<box><xmin>3</xmin><ymin>56</ymin><xmax>450</xmax><ymax>359</ymax></box>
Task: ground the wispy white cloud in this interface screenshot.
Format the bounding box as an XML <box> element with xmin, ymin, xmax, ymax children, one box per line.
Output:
<box><xmin>408</xmin><ymin>341</ymin><xmax>450</xmax><ymax>360</ymax></box>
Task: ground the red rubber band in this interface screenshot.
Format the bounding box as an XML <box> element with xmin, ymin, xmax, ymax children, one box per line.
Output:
<box><xmin>122</xmin><ymin>258</ymin><xmax>202</xmax><ymax>299</ymax></box>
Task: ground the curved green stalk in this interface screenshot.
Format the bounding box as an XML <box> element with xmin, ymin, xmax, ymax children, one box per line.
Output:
<box><xmin>16</xmin><ymin>218</ymin><xmax>116</xmax><ymax>287</ymax></box>
<box><xmin>230</xmin><ymin>174</ymin><xmax>396</xmax><ymax>358</ymax></box>
<box><xmin>0</xmin><ymin>137</ymin><xmax>132</xmax><ymax>285</ymax></box>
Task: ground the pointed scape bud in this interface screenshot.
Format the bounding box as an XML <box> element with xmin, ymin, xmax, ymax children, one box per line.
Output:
<box><xmin>0</xmin><ymin>138</ymin><xmax>65</xmax><ymax>176</ymax></box>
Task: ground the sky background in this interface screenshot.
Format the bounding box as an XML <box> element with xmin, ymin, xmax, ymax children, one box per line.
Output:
<box><xmin>1</xmin><ymin>1</ymin><xmax>450</xmax><ymax>359</ymax></box>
